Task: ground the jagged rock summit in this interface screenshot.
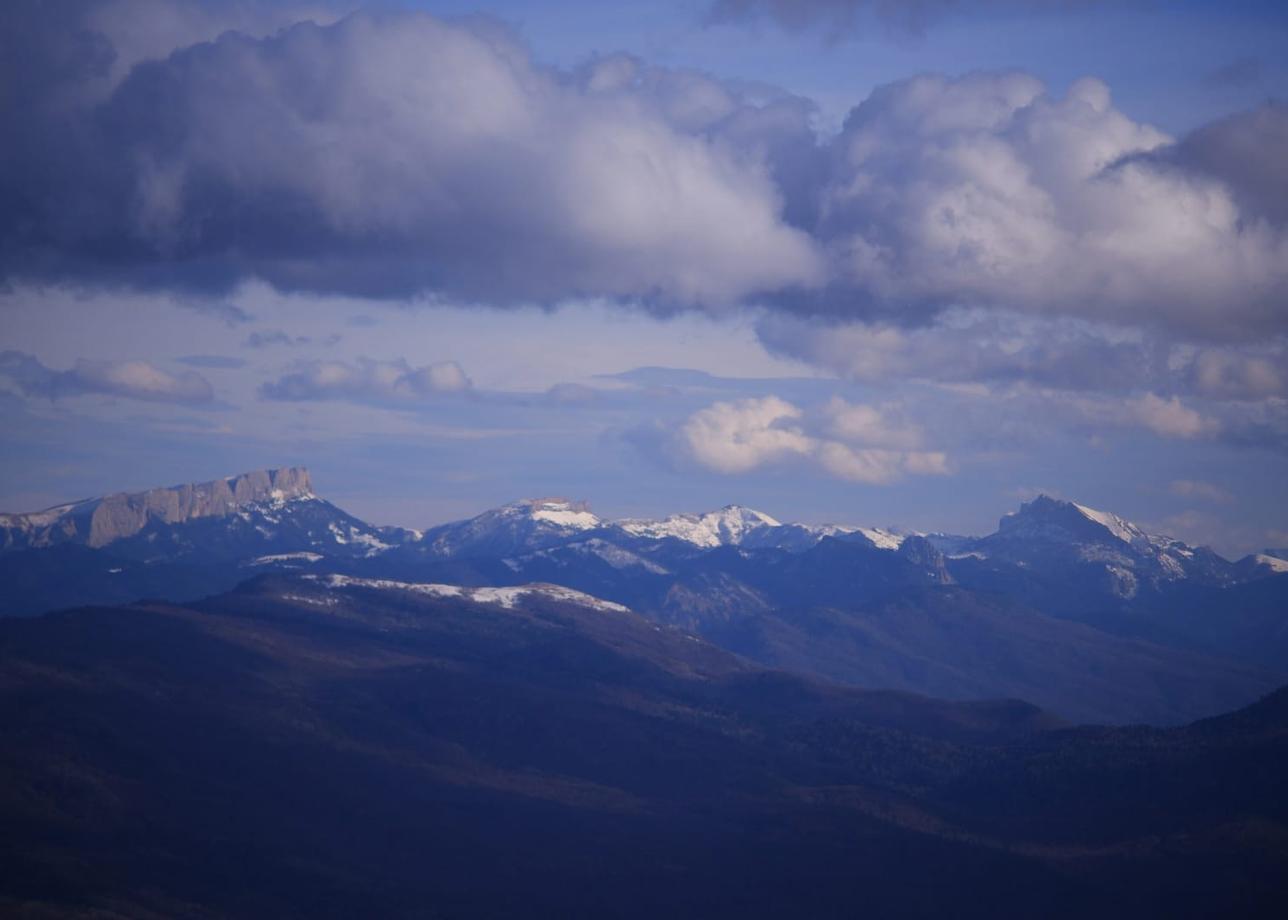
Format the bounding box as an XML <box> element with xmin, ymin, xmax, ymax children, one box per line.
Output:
<box><xmin>971</xmin><ymin>493</ymin><xmax>1237</xmax><ymax>597</ymax></box>
<box><xmin>990</xmin><ymin>494</ymin><xmax>1158</xmax><ymax>549</ymax></box>
<box><xmin>0</xmin><ymin>467</ymin><xmax>315</xmax><ymax>551</ymax></box>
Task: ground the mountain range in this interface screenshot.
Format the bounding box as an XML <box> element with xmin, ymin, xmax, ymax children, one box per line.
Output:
<box><xmin>2</xmin><ymin>467</ymin><xmax>1285</xmax><ymax>725</ymax></box>
<box><xmin>3</xmin><ymin>467</ymin><xmax>1287</xmax><ymax>916</ymax></box>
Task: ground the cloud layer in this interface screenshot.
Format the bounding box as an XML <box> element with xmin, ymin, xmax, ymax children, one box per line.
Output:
<box><xmin>4</xmin><ymin>2</ymin><xmax>1285</xmax><ymax>350</ymax></box>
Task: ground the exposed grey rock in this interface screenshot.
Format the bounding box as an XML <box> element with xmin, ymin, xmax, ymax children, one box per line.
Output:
<box><xmin>897</xmin><ymin>535</ymin><xmax>954</xmax><ymax>585</ymax></box>
<box><xmin>0</xmin><ymin>468</ymin><xmax>314</xmax><ymax>551</ymax></box>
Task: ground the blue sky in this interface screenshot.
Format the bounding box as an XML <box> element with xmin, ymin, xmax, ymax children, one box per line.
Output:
<box><xmin>1</xmin><ymin>0</ymin><xmax>1286</xmax><ymax>554</ymax></box>
<box><xmin>409</xmin><ymin>0</ymin><xmax>1288</xmax><ymax>132</ymax></box>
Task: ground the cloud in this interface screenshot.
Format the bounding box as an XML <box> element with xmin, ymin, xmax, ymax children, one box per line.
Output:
<box><xmin>243</xmin><ymin>329</ymin><xmax>311</xmax><ymax>349</ymax></box>
<box><xmin>1127</xmin><ymin>394</ymin><xmax>1213</xmax><ymax>439</ymax></box>
<box><xmin>2</xmin><ymin>5</ymin><xmax>821</xmax><ymax>307</ymax></box>
<box><xmin>677</xmin><ymin>395</ymin><xmax>948</xmax><ymax>483</ymax></box>
<box><xmin>804</xmin><ymin>75</ymin><xmax>1288</xmax><ymax>341</ymax></box>
<box><xmin>1063</xmin><ymin>392</ymin><xmax>1219</xmax><ymax>441</ymax></box>
<box><xmin>705</xmin><ymin>0</ymin><xmax>1085</xmax><ymax>39</ymax></box>
<box><xmin>757</xmin><ymin>311</ymin><xmax>1162</xmax><ymax>393</ymax></box>
<box><xmin>259</xmin><ymin>357</ymin><xmax>472</xmax><ymax>403</ymax></box>
<box><xmin>1184</xmin><ymin>346</ymin><xmax>1285</xmax><ymax>401</ymax></box>
<box><xmin>175</xmin><ymin>354</ymin><xmax>246</xmax><ymax>369</ymax></box>
<box><xmin>757</xmin><ymin>311</ymin><xmax>1288</xmax><ymax>417</ymax></box>
<box><xmin>816</xmin><ymin>441</ymin><xmax>949</xmax><ymax>482</ymax></box>
<box><xmin>1169</xmin><ymin>479</ymin><xmax>1234</xmax><ymax>504</ymax></box>
<box><xmin>0</xmin><ymin>351</ymin><xmax>214</xmax><ymax>404</ymax></box>
<box><xmin>1202</xmin><ymin>57</ymin><xmax>1262</xmax><ymax>90</ymax></box>
<box><xmin>1</xmin><ymin>0</ymin><xmax>1286</xmax><ymax>422</ymax></box>
<box><xmin>1143</xmin><ymin>509</ymin><xmax>1284</xmax><ymax>558</ymax></box>
<box><xmin>544</xmin><ymin>382</ymin><xmax>603</xmax><ymax>405</ymax></box>
<box><xmin>1168</xmin><ymin>102</ymin><xmax>1288</xmax><ymax>227</ymax></box>
<box><xmin>5</xmin><ymin>4</ymin><xmax>1285</xmax><ymax>350</ymax></box>
<box><xmin>823</xmin><ymin>395</ymin><xmax>923</xmax><ymax>448</ymax></box>
<box><xmin>681</xmin><ymin>396</ymin><xmax>815</xmax><ymax>473</ymax></box>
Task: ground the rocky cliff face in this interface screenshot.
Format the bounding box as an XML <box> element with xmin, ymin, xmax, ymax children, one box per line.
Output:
<box><xmin>86</xmin><ymin>467</ymin><xmax>314</xmax><ymax>547</ymax></box>
<box><xmin>1</xmin><ymin>468</ymin><xmax>314</xmax><ymax>551</ymax></box>
<box><xmin>897</xmin><ymin>535</ymin><xmax>954</xmax><ymax>585</ymax></box>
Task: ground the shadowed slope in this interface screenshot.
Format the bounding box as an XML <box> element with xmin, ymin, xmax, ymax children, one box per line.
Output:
<box><xmin>1</xmin><ymin>576</ymin><xmax>1286</xmax><ymax>918</ymax></box>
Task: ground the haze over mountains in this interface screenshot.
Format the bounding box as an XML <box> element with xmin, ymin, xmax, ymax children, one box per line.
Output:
<box><xmin>3</xmin><ymin>467</ymin><xmax>1286</xmax><ymax>726</ymax></box>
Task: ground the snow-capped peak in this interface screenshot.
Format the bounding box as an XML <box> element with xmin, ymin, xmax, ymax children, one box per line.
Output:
<box><xmin>616</xmin><ymin>505</ymin><xmax>780</xmax><ymax>548</ymax></box>
<box><xmin>524</xmin><ymin>499</ymin><xmax>601</xmax><ymax>531</ymax></box>
<box><xmin>1070</xmin><ymin>502</ymin><xmax>1151</xmax><ymax>547</ymax></box>
<box><xmin>413</xmin><ymin>498</ymin><xmax>602</xmax><ymax>559</ymax></box>
<box><xmin>999</xmin><ymin>495</ymin><xmax>1164</xmax><ymax>550</ymax></box>
<box><xmin>982</xmin><ymin>494</ymin><xmax>1229</xmax><ymax>594</ymax></box>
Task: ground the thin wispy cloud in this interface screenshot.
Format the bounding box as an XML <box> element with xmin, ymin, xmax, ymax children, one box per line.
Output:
<box><xmin>0</xmin><ymin>351</ymin><xmax>214</xmax><ymax>405</ymax></box>
<box><xmin>260</xmin><ymin>358</ymin><xmax>472</xmax><ymax>404</ymax></box>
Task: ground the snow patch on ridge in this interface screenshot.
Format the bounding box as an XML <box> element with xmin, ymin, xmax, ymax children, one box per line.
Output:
<box><xmin>530</xmin><ymin>506</ymin><xmax>600</xmax><ymax>529</ymax></box>
<box><xmin>1252</xmin><ymin>554</ymin><xmax>1288</xmax><ymax>574</ymax></box>
<box><xmin>857</xmin><ymin>527</ymin><xmax>905</xmax><ymax>550</ymax></box>
<box><xmin>306</xmin><ymin>574</ymin><xmax>629</xmax><ymax>613</ymax></box>
<box><xmin>1072</xmin><ymin>502</ymin><xmax>1146</xmax><ymax>546</ymax></box>
<box><xmin>248</xmin><ymin>552</ymin><xmax>323</xmax><ymax>566</ymax></box>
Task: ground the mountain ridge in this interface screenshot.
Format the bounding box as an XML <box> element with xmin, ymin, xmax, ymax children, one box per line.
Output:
<box><xmin>1</xmin><ymin>468</ymin><xmax>1284</xmax><ymax>726</ymax></box>
<box><xmin>0</xmin><ymin>470</ymin><xmax>1259</xmax><ymax>570</ymax></box>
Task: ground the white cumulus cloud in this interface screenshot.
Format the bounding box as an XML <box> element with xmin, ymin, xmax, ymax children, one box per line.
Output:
<box><xmin>678</xmin><ymin>395</ymin><xmax>950</xmax><ymax>483</ymax></box>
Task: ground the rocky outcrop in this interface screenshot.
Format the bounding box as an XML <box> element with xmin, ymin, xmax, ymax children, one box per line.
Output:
<box><xmin>1</xmin><ymin>468</ymin><xmax>314</xmax><ymax>551</ymax></box>
<box><xmin>897</xmin><ymin>535</ymin><xmax>954</xmax><ymax>585</ymax></box>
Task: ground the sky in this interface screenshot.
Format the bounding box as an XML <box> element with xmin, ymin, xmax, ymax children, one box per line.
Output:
<box><xmin>1</xmin><ymin>0</ymin><xmax>1287</xmax><ymax>555</ymax></box>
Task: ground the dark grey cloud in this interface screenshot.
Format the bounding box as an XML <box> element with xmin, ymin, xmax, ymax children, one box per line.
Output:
<box><xmin>244</xmin><ymin>329</ymin><xmax>310</xmax><ymax>349</ymax></box>
<box><xmin>757</xmin><ymin>312</ymin><xmax>1167</xmax><ymax>394</ymax></box>
<box><xmin>1169</xmin><ymin>102</ymin><xmax>1288</xmax><ymax>226</ymax></box>
<box><xmin>2</xmin><ymin>4</ymin><xmax>819</xmax><ymax>307</ymax></box>
<box><xmin>0</xmin><ymin>350</ymin><xmax>214</xmax><ymax>403</ymax></box>
<box><xmin>758</xmin><ymin>312</ymin><xmax>1288</xmax><ymax>404</ymax></box>
<box><xmin>260</xmin><ymin>358</ymin><xmax>472</xmax><ymax>403</ymax></box>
